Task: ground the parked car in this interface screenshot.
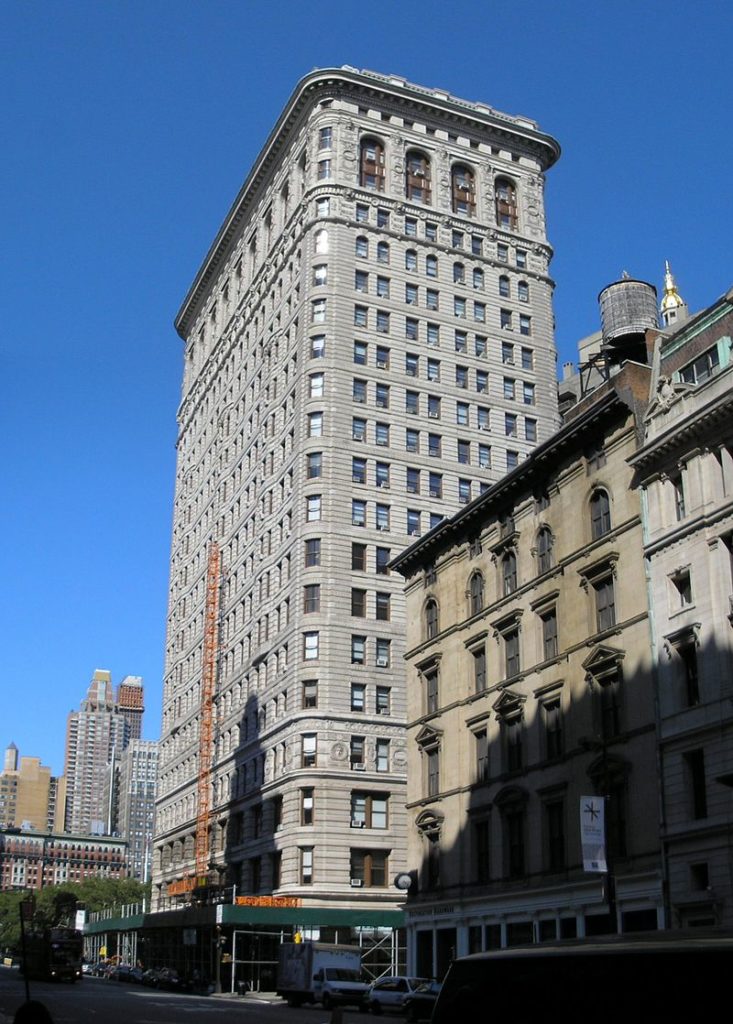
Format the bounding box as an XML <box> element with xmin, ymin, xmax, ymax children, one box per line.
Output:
<box><xmin>108</xmin><ymin>964</ymin><xmax>133</xmax><ymax>982</ymax></box>
<box><xmin>368</xmin><ymin>976</ymin><xmax>429</xmax><ymax>1014</ymax></box>
<box><xmin>404</xmin><ymin>981</ymin><xmax>442</xmax><ymax>1021</ymax></box>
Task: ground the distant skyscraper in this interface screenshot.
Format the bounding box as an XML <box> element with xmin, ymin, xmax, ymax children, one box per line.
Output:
<box><xmin>0</xmin><ymin>744</ymin><xmax>64</xmax><ymax>832</ymax></box>
<box><xmin>115</xmin><ymin>739</ymin><xmax>158</xmax><ymax>881</ymax></box>
<box><xmin>64</xmin><ymin>669</ymin><xmax>144</xmax><ymax>835</ymax></box>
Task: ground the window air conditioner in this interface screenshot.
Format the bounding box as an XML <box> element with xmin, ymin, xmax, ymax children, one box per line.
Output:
<box><xmin>351</xmin><ymin>819</ymin><xmax>366</xmax><ymax>828</ymax></box>
<box><xmin>428</xmin><ymin>411</ymin><xmax>439</xmax><ymax>419</ymax></box>
<box><xmin>350</xmin><ymin>878</ymin><xmax>364</xmax><ymax>887</ymax></box>
<box><xmin>376</xmin><ymin>656</ymin><xmax>389</xmax><ymax>667</ymax></box>
<box><xmin>353</xmin><ymin>762</ymin><xmax>366</xmax><ymax>771</ymax></box>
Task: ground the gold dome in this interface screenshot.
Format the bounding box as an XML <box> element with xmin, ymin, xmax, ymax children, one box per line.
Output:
<box><xmin>661</xmin><ymin>260</ymin><xmax>686</xmax><ymax>312</ymax></box>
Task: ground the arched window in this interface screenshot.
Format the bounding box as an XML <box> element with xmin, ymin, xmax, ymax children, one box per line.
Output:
<box><xmin>518</xmin><ymin>280</ymin><xmax>529</xmax><ymax>302</ymax></box>
<box><xmin>425</xmin><ymin>254</ymin><xmax>438</xmax><ymax>277</ymax></box>
<box><xmin>451</xmin><ymin>164</ymin><xmax>476</xmax><ymax>216</ymax></box>
<box><xmin>425</xmin><ymin>599</ymin><xmax>439</xmax><ymax>640</ymax></box>
<box><xmin>495</xmin><ymin>178</ymin><xmax>518</xmax><ymax>230</ymax></box>
<box><xmin>405</xmin><ymin>249</ymin><xmax>418</xmax><ymax>271</ymax></box>
<box><xmin>315</xmin><ymin>229</ymin><xmax>329</xmax><ymax>254</ymax></box>
<box><xmin>377</xmin><ymin>241</ymin><xmax>390</xmax><ymax>264</ymax></box>
<box><xmin>499</xmin><ymin>275</ymin><xmax>511</xmax><ymax>298</ymax></box>
<box><xmin>590</xmin><ymin>489</ymin><xmax>612</xmax><ymax>539</ymax></box>
<box><xmin>502</xmin><ymin>551</ymin><xmax>518</xmax><ymax>595</ymax></box>
<box><xmin>469</xmin><ymin>571</ymin><xmax>485</xmax><ymax>616</ymax></box>
<box><xmin>453</xmin><ymin>262</ymin><xmax>465</xmax><ymax>284</ymax></box>
<box><xmin>360</xmin><ymin>137</ymin><xmax>385</xmax><ymax>191</ymax></box>
<box><xmin>405</xmin><ymin>150</ymin><xmax>431</xmax><ymax>204</ymax></box>
<box><xmin>473</xmin><ymin>267</ymin><xmax>484</xmax><ymax>290</ymax></box>
<box><xmin>355</xmin><ymin>235</ymin><xmax>368</xmax><ymax>259</ymax></box>
<box><xmin>537</xmin><ymin>527</ymin><xmax>554</xmax><ymax>574</ymax></box>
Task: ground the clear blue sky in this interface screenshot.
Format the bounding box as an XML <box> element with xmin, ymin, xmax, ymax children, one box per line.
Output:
<box><xmin>2</xmin><ymin>0</ymin><xmax>731</xmax><ymax>775</ymax></box>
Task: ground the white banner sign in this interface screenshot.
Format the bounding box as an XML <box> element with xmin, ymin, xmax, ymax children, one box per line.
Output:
<box><xmin>580</xmin><ymin>795</ymin><xmax>607</xmax><ymax>873</ymax></box>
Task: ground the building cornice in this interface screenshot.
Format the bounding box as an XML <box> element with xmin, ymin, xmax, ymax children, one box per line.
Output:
<box><xmin>174</xmin><ymin>66</ymin><xmax>561</xmax><ymax>338</ymax></box>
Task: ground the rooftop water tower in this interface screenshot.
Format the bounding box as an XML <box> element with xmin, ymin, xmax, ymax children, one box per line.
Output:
<box><xmin>598</xmin><ymin>273</ymin><xmax>658</xmax><ymax>366</ymax></box>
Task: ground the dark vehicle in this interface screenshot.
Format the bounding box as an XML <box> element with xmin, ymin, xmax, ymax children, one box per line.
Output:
<box><xmin>404</xmin><ymin>981</ymin><xmax>441</xmax><ymax>1021</ymax></box>
<box><xmin>21</xmin><ymin>927</ymin><xmax>84</xmax><ymax>983</ymax></box>
<box><xmin>432</xmin><ymin>935</ymin><xmax>733</xmax><ymax>1024</ymax></box>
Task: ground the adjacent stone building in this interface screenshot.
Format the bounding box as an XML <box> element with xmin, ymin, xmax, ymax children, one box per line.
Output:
<box><xmin>629</xmin><ymin>284</ymin><xmax>733</xmax><ymax>928</ymax></box>
<box><xmin>393</xmin><ymin>358</ymin><xmax>662</xmax><ymax>974</ymax></box>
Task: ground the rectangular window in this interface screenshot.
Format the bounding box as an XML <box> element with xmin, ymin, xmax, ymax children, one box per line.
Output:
<box><xmin>352</xmin><ymin>417</ymin><xmax>366</xmax><ymax>442</ymax></box>
<box><xmin>685</xmin><ymin>748</ymin><xmax>708</xmax><ymax>819</ymax></box>
<box><xmin>376</xmin><ymin>638</ymin><xmax>390</xmax><ymax>668</ymax></box>
<box><xmin>500</xmin><ymin>309</ymin><xmax>512</xmax><ymax>331</ymax></box>
<box><xmin>429</xmin><ymin>472</ymin><xmax>443</xmax><ymax>498</ymax></box>
<box><xmin>426</xmin><ymin>288</ymin><xmax>439</xmax><ymax>311</ymax></box>
<box><xmin>351</xmin><ymin>542</ymin><xmax>367</xmax><ymax>572</ymax></box>
<box><xmin>427</xmin><ymin>358</ymin><xmax>440</xmax><ymax>382</ymax></box>
<box><xmin>376</xmin><ymin>345</ymin><xmax>390</xmax><ymax>369</ymax></box>
<box><xmin>476</xmin><ymin>729</ymin><xmax>489</xmax><ymax>782</ymax></box>
<box><xmin>377</xmin><ymin>208</ymin><xmax>389</xmax><ymax>228</ymax></box>
<box><xmin>407</xmin><ymin>509</ymin><xmax>421</xmax><ymax>536</ymax></box>
<box><xmin>541</xmin><ymin>608</ymin><xmax>558</xmax><ymax>661</ymax></box>
<box><xmin>406</xmin><ymin>467</ymin><xmax>420</xmax><ymax>494</ymax></box>
<box><xmin>352</xmin><ymin>457</ymin><xmax>366</xmax><ymax>484</ymax></box>
<box><xmin>376</xmin><ymin>504</ymin><xmax>390</xmax><ymax>531</ymax></box>
<box><xmin>306</xmin><ymin>452</ymin><xmax>322</xmax><ymax>479</ymax></box>
<box><xmin>308</xmin><ymin>411</ymin><xmax>323</xmax><ymax>438</ymax></box>
<box><xmin>353</xmin><ymin>378</ymin><xmax>367</xmax><ymax>403</ymax></box>
<box><xmin>351</xmin><ymin>635</ymin><xmax>366</xmax><ymax>665</ymax></box>
<box><xmin>306</xmin><ymin>495</ymin><xmax>321</xmax><ymax>521</ymax></box>
<box><xmin>300</xmin><ymin>846</ymin><xmax>313</xmax><ymax>884</ymax></box>
<box><xmin>376</xmin><ymin>276</ymin><xmax>390</xmax><ymax>298</ymax></box>
<box><xmin>476</xmin><ymin>370</ymin><xmax>488</xmax><ymax>393</ymax></box>
<box><xmin>478</xmin><ymin>443</ymin><xmax>491</xmax><ymax>468</ymax></box>
<box><xmin>521</xmin><ymin>347</ymin><xmax>534</xmax><ymax>370</ymax></box>
<box><xmin>376</xmin><ymin>686</ymin><xmax>391</xmax><ymax>715</ymax></box>
<box><xmin>354</xmin><ymin>269</ymin><xmax>368</xmax><ymax>293</ymax></box>
<box><xmin>303</xmin><ymin>632</ymin><xmax>319</xmax><ymax>661</ymax></box>
<box><xmin>594</xmin><ymin>576</ymin><xmax>616</xmax><ymax>632</ymax></box>
<box><xmin>427</xmin><ymin>323</ymin><xmax>439</xmax><ymax>346</ymax></box>
<box><xmin>376</xmin><ymin>739</ymin><xmax>390</xmax><ymax>772</ymax></box>
<box><xmin>301</xmin><ymin>734</ymin><xmax>317</xmax><ymax>768</ymax></box>
<box><xmin>478</xmin><ymin>406</ymin><xmax>490</xmax><ymax>430</ymax></box>
<box><xmin>406</xmin><ymin>390</ymin><xmax>419</xmax><ymax>415</ymax></box>
<box><xmin>350</xmin><ymin>849</ymin><xmax>388</xmax><ymax>887</ymax></box>
<box><xmin>505</xmin><ymin>413</ymin><xmax>517</xmax><ymax>437</ymax></box>
<box><xmin>459</xmin><ymin>478</ymin><xmax>472</xmax><ymax>503</ymax></box>
<box><xmin>544</xmin><ymin>699</ymin><xmax>563</xmax><ymax>759</ymax></box>
<box><xmin>406</xmin><ymin>428</ymin><xmax>419</xmax><ymax>453</ymax></box>
<box><xmin>505</xmin><ymin>628</ymin><xmax>520</xmax><ymax>677</ymax></box>
<box><xmin>376</xmin><ymin>383</ymin><xmax>390</xmax><ymax>409</ymax></box>
<box><xmin>426</xmin><ymin>669</ymin><xmax>439</xmax><ymax>714</ymax></box>
<box><xmin>302</xmin><ymin>679</ymin><xmax>318</xmax><ymax>708</ymax></box>
<box><xmin>406</xmin><ymin>352</ymin><xmax>419</xmax><ymax>377</ymax></box>
<box><xmin>473</xmin><ymin>648</ymin><xmax>487</xmax><ymax>692</ymax></box>
<box><xmin>352</xmin><ymin>500</ymin><xmax>366</xmax><ymax>527</ymax></box>
<box><xmin>375</xmin><ymin>422</ymin><xmax>389</xmax><ymax>447</ymax></box>
<box><xmin>305</xmin><ymin>538</ymin><xmax>321</xmax><ymax>567</ymax></box>
<box><xmin>375</xmin><ymin>462</ymin><xmax>390</xmax><ymax>488</ymax></box>
<box><xmin>376</xmin><ymin>310</ymin><xmax>390</xmax><ymax>333</ymax></box>
<box><xmin>301</xmin><ymin>789</ymin><xmax>314</xmax><ymax>825</ymax></box>
<box><xmin>353</xmin><ymin>340</ymin><xmax>368</xmax><ymax>365</ymax></box>
<box><xmin>354</xmin><ymin>305</ymin><xmax>368</xmax><ymax>327</ymax></box>
<box><xmin>351</xmin><ymin>683</ymin><xmax>366</xmax><ymax>712</ymax></box>
<box><xmin>457</xmin><ymin>439</ymin><xmax>470</xmax><ymax>464</ymax></box>
<box><xmin>428</xmin><ymin>433</ymin><xmax>441</xmax><ymax>458</ymax></box>
<box><xmin>454</xmin><ymin>297</ymin><xmax>466</xmax><ymax>318</ymax></box>
<box><xmin>427</xmin><ymin>747</ymin><xmax>440</xmax><ymax>796</ymax></box>
<box><xmin>375</xmin><ymin>592</ymin><xmax>390</xmax><ymax>621</ymax></box>
<box><xmin>351</xmin><ymin>735</ymin><xmax>366</xmax><ymax>768</ymax></box>
<box><xmin>474</xmin><ymin>302</ymin><xmax>486</xmax><ymax>323</ymax></box>
<box><xmin>405</xmin><ymin>217</ymin><xmax>418</xmax><ymax>237</ymax></box>
<box><xmin>351</xmin><ymin>588</ymin><xmax>366</xmax><ymax>617</ymax></box>
<box><xmin>525</xmin><ymin>418</ymin><xmax>537</xmax><ymax>442</ymax></box>
<box><xmin>523</xmin><ymin>382</ymin><xmax>536</xmax><ymax>406</ymax></box>
<box><xmin>303</xmin><ymin>584</ymin><xmax>320</xmax><ymax>614</ymax></box>
<box><xmin>376</xmin><ymin>547</ymin><xmax>390</xmax><ymax>575</ymax></box>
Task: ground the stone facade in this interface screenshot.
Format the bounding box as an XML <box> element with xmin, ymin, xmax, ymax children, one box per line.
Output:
<box><xmin>630</xmin><ymin>288</ymin><xmax>733</xmax><ymax>928</ymax></box>
<box><xmin>153</xmin><ymin>66</ymin><xmax>561</xmax><ymax>927</ymax></box>
<box><xmin>393</xmin><ymin>362</ymin><xmax>664</xmax><ymax>975</ymax></box>
<box><xmin>0</xmin><ymin>827</ymin><xmax>127</xmax><ymax>891</ymax></box>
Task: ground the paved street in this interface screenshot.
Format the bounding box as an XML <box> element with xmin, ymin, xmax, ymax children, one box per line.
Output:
<box><xmin>0</xmin><ymin>968</ymin><xmax>388</xmax><ymax>1024</ymax></box>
